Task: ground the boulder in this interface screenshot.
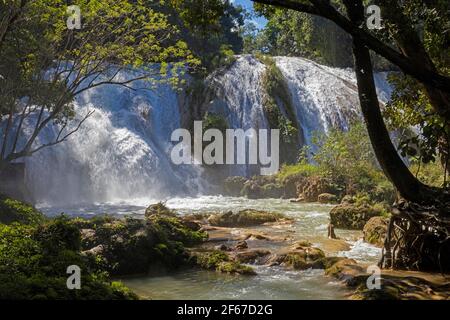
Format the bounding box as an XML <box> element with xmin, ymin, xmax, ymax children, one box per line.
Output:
<box><xmin>144</xmin><ymin>202</ymin><xmax>176</xmax><ymax>218</ymax></box>
<box><xmin>241</xmin><ymin>181</ymin><xmax>263</xmax><ymax>199</ymax></box>
<box><xmin>235</xmin><ymin>250</ymin><xmax>271</xmax><ymax>264</ymax></box>
<box><xmin>363</xmin><ymin>216</ymin><xmax>389</xmax><ymax>247</ymax></box>
<box><xmin>297</xmin><ymin>176</ymin><xmax>335</xmax><ymax>202</ymax></box>
<box><xmin>329</xmin><ymin>204</ymin><xmax>382</xmax><ymax>230</ymax></box>
<box><xmin>194</xmin><ymin>250</ymin><xmax>256</xmax><ymax>275</ymax></box>
<box><xmin>281</xmin><ymin>174</ymin><xmax>306</xmax><ymax>199</ymax></box>
<box><xmin>235</xmin><ymin>240</ymin><xmax>248</xmax><ymax>250</ymax></box>
<box><xmin>207</xmin><ymin>209</ymin><xmax>290</xmax><ymax>227</ymax></box>
<box><xmin>216</xmin><ymin>262</ymin><xmax>256</xmax><ymax>275</ymax></box>
<box><xmin>214</xmin><ymin>244</ymin><xmax>230</xmax><ymax>251</ymax></box>
<box><xmin>318</xmin><ymin>193</ymin><xmax>338</xmax><ymax>204</ymax></box>
<box><xmin>80</xmin><ymin>214</ymin><xmax>207</xmax><ymax>276</ymax></box>
<box><xmin>267</xmin><ymin>243</ymin><xmax>325</xmax><ymax>270</ymax></box>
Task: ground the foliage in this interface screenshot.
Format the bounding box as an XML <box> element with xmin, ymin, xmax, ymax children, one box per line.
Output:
<box><xmin>384</xmin><ymin>74</ymin><xmax>450</xmax><ymax>170</ymax></box>
<box><xmin>168</xmin><ymin>0</ymin><xmax>245</xmax><ymax>73</ymax></box>
<box><xmin>0</xmin><ymin>0</ymin><xmax>198</xmax><ymax>168</ymax></box>
<box><xmin>203</xmin><ymin>113</ymin><xmax>229</xmax><ymax>133</ymax></box>
<box><xmin>410</xmin><ymin>161</ymin><xmax>447</xmax><ymax>188</ymax></box>
<box><xmin>276</xmin><ymin>163</ymin><xmax>320</xmax><ymax>182</ymax></box>
<box><xmin>311</xmin><ymin>123</ymin><xmax>390</xmax><ymax>196</ymax></box>
<box><xmin>250</xmin><ymin>6</ymin><xmax>353</xmax><ymax>67</ymax></box>
<box><xmin>0</xmin><ymin>218</ymin><xmax>137</xmax><ymax>299</ymax></box>
<box><xmin>380</xmin><ymin>0</ymin><xmax>450</xmax><ymax>185</ymax></box>
<box><xmin>0</xmin><ymin>194</ymin><xmax>45</xmax><ymax>225</ymax></box>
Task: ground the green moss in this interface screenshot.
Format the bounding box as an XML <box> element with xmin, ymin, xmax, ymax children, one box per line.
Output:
<box><xmin>145</xmin><ymin>202</ymin><xmax>176</xmax><ymax>218</ymax></box>
<box><xmin>257</xmin><ymin>54</ymin><xmax>299</xmax><ymax>163</ymax></box>
<box><xmin>150</xmin><ymin>215</ymin><xmax>208</xmax><ymax>246</ymax></box>
<box><xmin>196</xmin><ymin>250</ymin><xmax>230</xmax><ymax>269</ymax></box>
<box><xmin>216</xmin><ymin>262</ymin><xmax>256</xmax><ymax>275</ymax></box>
<box><xmin>207</xmin><ymin>209</ymin><xmax>288</xmax><ymax>227</ymax></box>
<box><xmin>196</xmin><ymin>251</ymin><xmax>256</xmax><ymax>275</ymax></box>
<box><xmin>203</xmin><ymin>112</ymin><xmax>229</xmax><ymax>133</ymax></box>
<box><xmin>0</xmin><ymin>195</ymin><xmax>45</xmax><ymax>225</ymax></box>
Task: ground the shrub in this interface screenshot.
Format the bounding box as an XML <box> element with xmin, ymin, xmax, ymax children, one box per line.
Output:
<box><xmin>0</xmin><ymin>195</ymin><xmax>45</xmax><ymax>225</ymax></box>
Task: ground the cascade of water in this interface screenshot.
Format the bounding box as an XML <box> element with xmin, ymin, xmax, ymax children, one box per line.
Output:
<box><xmin>23</xmin><ymin>74</ymin><xmax>203</xmax><ymax>205</ymax></box>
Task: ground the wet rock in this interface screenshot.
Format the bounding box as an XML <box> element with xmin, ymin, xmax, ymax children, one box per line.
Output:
<box><xmin>181</xmin><ymin>220</ymin><xmax>202</xmax><ymax>232</ymax></box>
<box><xmin>363</xmin><ymin>216</ymin><xmax>389</xmax><ymax>247</ymax></box>
<box><xmin>79</xmin><ymin>214</ymin><xmax>207</xmax><ymax>276</ymax></box>
<box><xmin>235</xmin><ymin>240</ymin><xmax>248</xmax><ymax>250</ymax></box>
<box><xmin>244</xmin><ymin>233</ymin><xmax>271</xmax><ymax>241</ymax></box>
<box><xmin>216</xmin><ymin>262</ymin><xmax>257</xmax><ymax>275</ymax></box>
<box><xmin>183</xmin><ymin>213</ymin><xmax>211</xmax><ymax>222</ymax></box>
<box><xmin>329</xmin><ymin>204</ymin><xmax>382</xmax><ymax>230</ymax></box>
<box><xmin>235</xmin><ymin>250</ymin><xmax>272</xmax><ymax>264</ymax></box>
<box><xmin>208</xmin><ymin>209</ymin><xmax>290</xmax><ymax>227</ymax></box>
<box><xmin>324</xmin><ymin>258</ymin><xmax>363</xmax><ymax>280</ymax></box>
<box><xmin>194</xmin><ymin>250</ymin><xmax>256</xmax><ymax>275</ymax></box>
<box><xmin>267</xmin><ymin>245</ymin><xmax>326</xmax><ymax>270</ymax></box>
<box><xmin>215</xmin><ymin>244</ymin><xmax>232</xmax><ymax>251</ymax></box>
<box><xmin>145</xmin><ymin>202</ymin><xmax>176</xmax><ymax>218</ymax></box>
<box><xmin>290</xmin><ymin>197</ymin><xmax>306</xmax><ymax>203</ymax></box>
<box><xmin>297</xmin><ymin>177</ymin><xmax>335</xmax><ymax>202</ymax></box>
<box><xmin>282</xmin><ymin>174</ymin><xmax>306</xmax><ymax>199</ymax></box>
<box><xmin>291</xmin><ymin>240</ymin><xmax>312</xmax><ymax>248</ymax></box>
<box><xmin>241</xmin><ymin>181</ymin><xmax>263</xmax><ymax>199</ymax></box>
<box><xmin>318</xmin><ymin>193</ymin><xmax>338</xmax><ymax>204</ymax></box>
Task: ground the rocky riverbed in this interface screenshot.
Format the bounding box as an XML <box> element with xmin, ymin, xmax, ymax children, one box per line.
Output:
<box><xmin>14</xmin><ymin>195</ymin><xmax>449</xmax><ymax>300</ymax></box>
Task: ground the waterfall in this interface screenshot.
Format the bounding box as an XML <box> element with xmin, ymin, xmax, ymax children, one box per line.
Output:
<box><xmin>5</xmin><ymin>55</ymin><xmax>391</xmax><ymax>205</ymax></box>
<box><xmin>202</xmin><ymin>55</ymin><xmax>391</xmax><ymax>168</ymax></box>
<box><xmin>23</xmin><ymin>74</ymin><xmax>204</xmax><ymax>205</ymax></box>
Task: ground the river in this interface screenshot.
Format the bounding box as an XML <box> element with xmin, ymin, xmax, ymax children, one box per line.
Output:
<box><xmin>38</xmin><ymin>196</ymin><xmax>381</xmax><ymax>300</ymax></box>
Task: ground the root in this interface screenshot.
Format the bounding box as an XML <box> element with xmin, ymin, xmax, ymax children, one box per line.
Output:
<box><xmin>379</xmin><ymin>200</ymin><xmax>450</xmax><ymax>274</ymax></box>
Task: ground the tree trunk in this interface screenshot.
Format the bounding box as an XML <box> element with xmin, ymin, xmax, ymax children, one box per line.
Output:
<box><xmin>343</xmin><ymin>0</ymin><xmax>436</xmax><ymax>205</ymax></box>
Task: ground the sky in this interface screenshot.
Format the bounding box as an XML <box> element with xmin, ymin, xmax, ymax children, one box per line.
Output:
<box><xmin>232</xmin><ymin>0</ymin><xmax>268</xmax><ymax>29</ymax></box>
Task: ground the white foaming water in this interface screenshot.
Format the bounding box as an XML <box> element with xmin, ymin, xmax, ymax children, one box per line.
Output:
<box><xmin>24</xmin><ymin>73</ymin><xmax>204</xmax><ymax>205</ymax></box>
<box><xmin>10</xmin><ymin>55</ymin><xmax>392</xmax><ymax>205</ymax></box>
<box><xmin>204</xmin><ymin>55</ymin><xmax>391</xmax><ymax>173</ymax></box>
<box><xmin>338</xmin><ymin>239</ymin><xmax>382</xmax><ymax>262</ymax></box>
<box><xmin>274</xmin><ymin>57</ymin><xmax>391</xmax><ymax>147</ymax></box>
